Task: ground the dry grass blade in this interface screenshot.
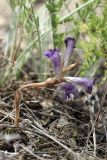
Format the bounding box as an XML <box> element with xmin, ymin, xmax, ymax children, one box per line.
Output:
<box><xmin>20</xmin><ymin>144</ymin><xmax>45</xmax><ymax>160</ymax></box>
<box><xmin>86</xmin><ymin>82</ymin><xmax>107</xmax><ymax>146</ymax></box>
<box><xmin>29</xmin><ymin>123</ymin><xmax>77</xmax><ymax>158</ymax></box>
<box><xmin>0</xmin><ymin>110</ymin><xmax>15</xmax><ymax>123</ymax></box>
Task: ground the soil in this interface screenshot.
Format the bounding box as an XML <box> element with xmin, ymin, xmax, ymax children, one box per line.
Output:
<box><xmin>0</xmin><ymin>79</ymin><xmax>107</xmax><ymax>160</ymax></box>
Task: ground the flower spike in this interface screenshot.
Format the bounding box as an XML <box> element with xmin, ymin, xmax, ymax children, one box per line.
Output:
<box><xmin>61</xmin><ymin>82</ymin><xmax>78</xmax><ymax>99</ymax></box>
<box><xmin>64</xmin><ymin>77</ymin><xmax>95</xmax><ymax>94</ymax></box>
<box><xmin>14</xmin><ymin>37</ymin><xmax>95</xmax><ymax>126</ymax></box>
<box><xmin>64</xmin><ymin>37</ymin><xmax>76</xmax><ymax>67</ymax></box>
<box><xmin>44</xmin><ymin>49</ymin><xmax>61</xmax><ymax>77</ymax></box>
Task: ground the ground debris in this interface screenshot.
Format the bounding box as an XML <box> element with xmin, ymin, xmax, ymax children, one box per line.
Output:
<box><xmin>0</xmin><ymin>82</ymin><xmax>107</xmax><ymax>160</ymax></box>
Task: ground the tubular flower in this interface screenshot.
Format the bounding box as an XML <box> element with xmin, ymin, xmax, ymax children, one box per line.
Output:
<box><xmin>44</xmin><ymin>49</ymin><xmax>61</xmax><ymax>77</ymax></box>
<box><xmin>63</xmin><ymin>37</ymin><xmax>76</xmax><ymax>67</ymax></box>
<box><xmin>61</xmin><ymin>82</ymin><xmax>78</xmax><ymax>99</ymax></box>
<box><xmin>64</xmin><ymin>77</ymin><xmax>95</xmax><ymax>94</ymax></box>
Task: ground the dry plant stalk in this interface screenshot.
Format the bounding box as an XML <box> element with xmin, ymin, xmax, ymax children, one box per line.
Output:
<box><xmin>14</xmin><ymin>63</ymin><xmax>80</xmax><ymax>127</ymax></box>
<box><xmin>14</xmin><ymin>37</ymin><xmax>95</xmax><ymax>127</ymax></box>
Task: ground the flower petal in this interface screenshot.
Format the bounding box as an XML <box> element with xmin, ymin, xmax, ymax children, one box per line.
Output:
<box><xmin>64</xmin><ymin>37</ymin><xmax>76</xmax><ymax>67</ymax></box>
<box><xmin>44</xmin><ymin>49</ymin><xmax>61</xmax><ymax>77</ymax></box>
<box><xmin>64</xmin><ymin>77</ymin><xmax>95</xmax><ymax>94</ymax></box>
<box><xmin>61</xmin><ymin>82</ymin><xmax>78</xmax><ymax>99</ymax></box>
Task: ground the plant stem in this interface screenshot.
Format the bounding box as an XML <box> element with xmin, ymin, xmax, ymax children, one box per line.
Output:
<box><xmin>60</xmin><ymin>0</ymin><xmax>95</xmax><ymax>23</ymax></box>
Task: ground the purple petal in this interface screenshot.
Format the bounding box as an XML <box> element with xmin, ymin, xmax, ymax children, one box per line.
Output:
<box><xmin>64</xmin><ymin>37</ymin><xmax>76</xmax><ymax>67</ymax></box>
<box><xmin>61</xmin><ymin>82</ymin><xmax>78</xmax><ymax>99</ymax></box>
<box><xmin>44</xmin><ymin>49</ymin><xmax>61</xmax><ymax>77</ymax></box>
<box><xmin>64</xmin><ymin>77</ymin><xmax>95</xmax><ymax>94</ymax></box>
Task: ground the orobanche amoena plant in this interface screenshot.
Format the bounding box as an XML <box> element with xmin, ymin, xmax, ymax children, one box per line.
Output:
<box><xmin>14</xmin><ymin>37</ymin><xmax>95</xmax><ymax>127</ymax></box>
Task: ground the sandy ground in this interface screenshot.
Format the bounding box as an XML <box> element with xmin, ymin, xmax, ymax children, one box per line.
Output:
<box><xmin>0</xmin><ymin>0</ymin><xmax>12</xmax><ymax>37</ymax></box>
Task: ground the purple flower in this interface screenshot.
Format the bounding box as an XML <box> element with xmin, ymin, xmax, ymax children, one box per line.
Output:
<box><xmin>64</xmin><ymin>77</ymin><xmax>95</xmax><ymax>94</ymax></box>
<box><xmin>61</xmin><ymin>82</ymin><xmax>78</xmax><ymax>99</ymax></box>
<box><xmin>44</xmin><ymin>37</ymin><xmax>95</xmax><ymax>98</ymax></box>
<box><xmin>64</xmin><ymin>37</ymin><xmax>76</xmax><ymax>67</ymax></box>
<box><xmin>44</xmin><ymin>49</ymin><xmax>61</xmax><ymax>77</ymax></box>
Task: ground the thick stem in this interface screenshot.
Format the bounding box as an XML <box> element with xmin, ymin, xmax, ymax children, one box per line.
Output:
<box><xmin>63</xmin><ymin>63</ymin><xmax>81</xmax><ymax>73</ymax></box>
<box><xmin>14</xmin><ymin>77</ymin><xmax>60</xmax><ymax>126</ymax></box>
<box><xmin>14</xmin><ymin>63</ymin><xmax>80</xmax><ymax>126</ymax></box>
